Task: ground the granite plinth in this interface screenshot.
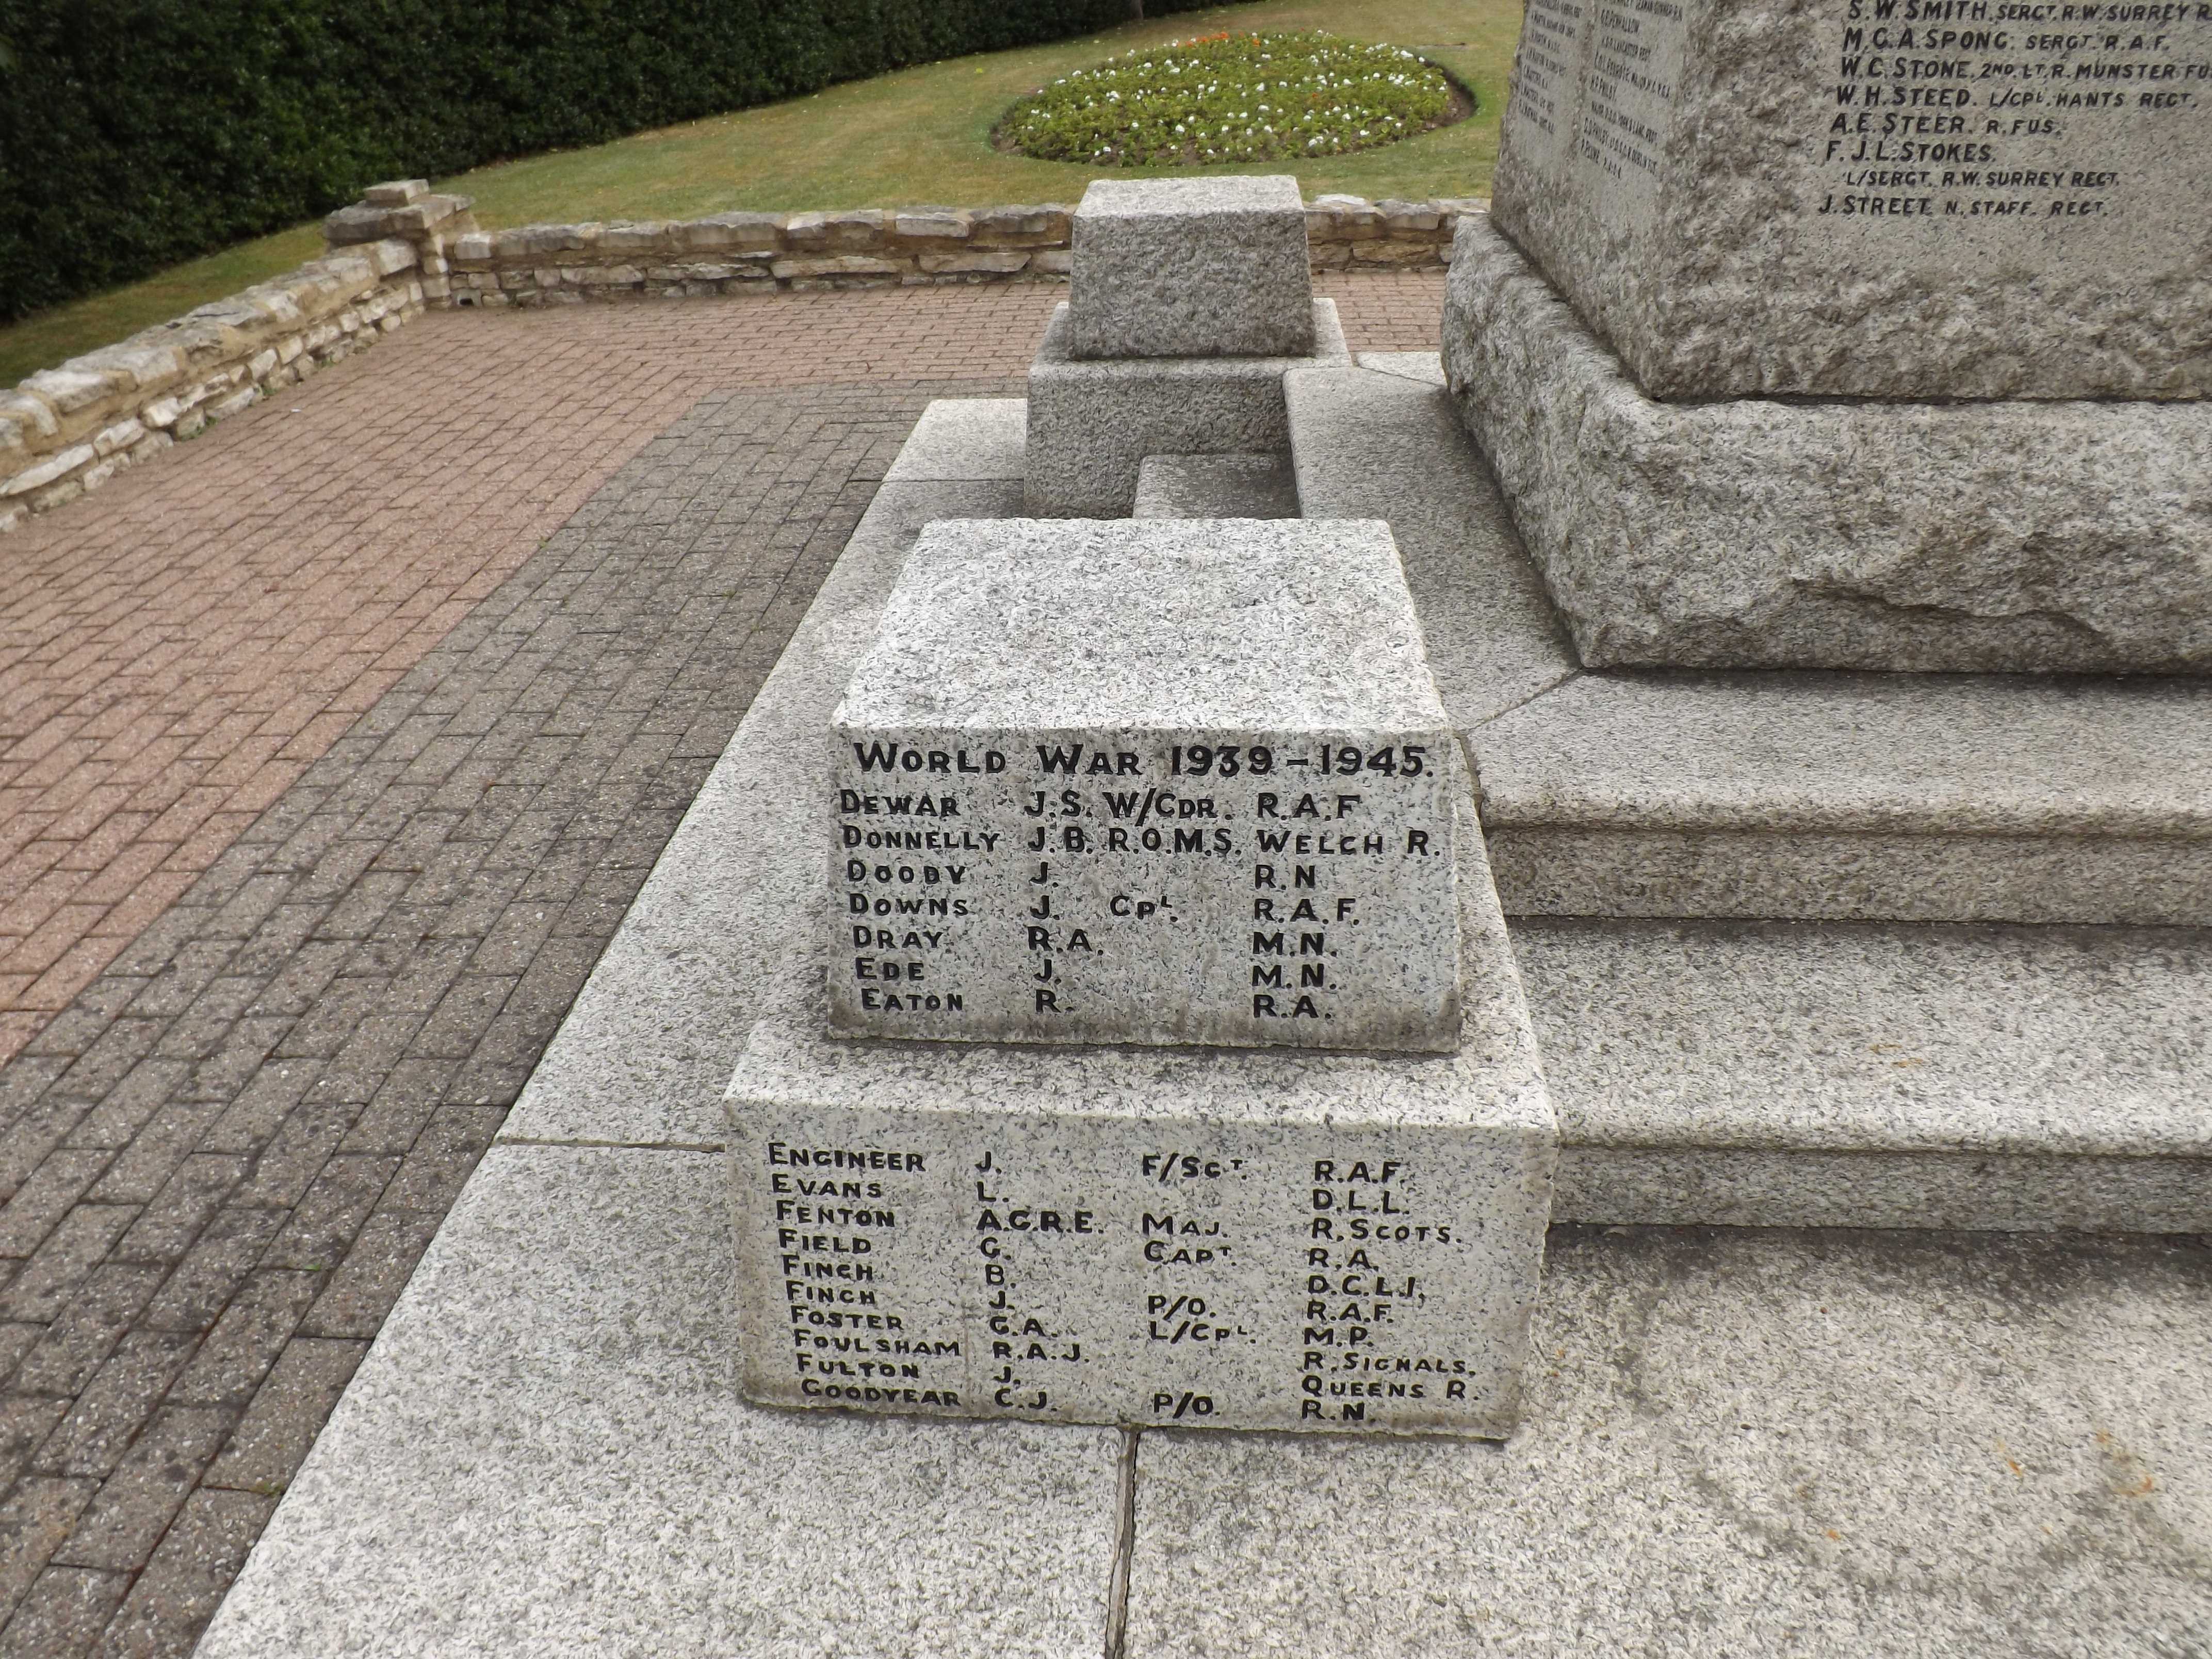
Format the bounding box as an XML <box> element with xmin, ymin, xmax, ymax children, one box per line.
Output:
<box><xmin>829</xmin><ymin>518</ymin><xmax>1462</xmax><ymax>1051</ymax></box>
<box><xmin>1068</xmin><ymin>176</ymin><xmax>1313</xmax><ymax>360</ymax></box>
<box><xmin>1490</xmin><ymin>0</ymin><xmax>2212</xmax><ymax>400</ymax></box>
<box><xmin>1026</xmin><ymin>299</ymin><xmax>1349</xmax><ymax>517</ymax></box>
<box><xmin>1442</xmin><ymin>214</ymin><xmax>2212</xmax><ymax>673</ymax></box>
<box><xmin>732</xmin><ymin>793</ymin><xmax>1556</xmax><ymax>1437</ymax></box>
<box><xmin>1132</xmin><ymin>452</ymin><xmax>1299</xmax><ymax>519</ymax></box>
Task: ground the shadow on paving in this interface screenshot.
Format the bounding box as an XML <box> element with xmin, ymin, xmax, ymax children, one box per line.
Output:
<box><xmin>0</xmin><ymin>378</ymin><xmax>1021</xmax><ymax>1658</ymax></box>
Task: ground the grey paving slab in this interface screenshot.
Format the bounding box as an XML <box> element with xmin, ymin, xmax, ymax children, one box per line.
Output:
<box><xmin>197</xmin><ymin>1144</ymin><xmax>1123</xmax><ymax>1658</ymax></box>
<box><xmin>500</xmin><ymin>474</ymin><xmax>1026</xmax><ymax>1149</ymax></box>
<box><xmin>1128</xmin><ymin>1224</ymin><xmax>2212</xmax><ymax>1657</ymax></box>
<box><xmin>1286</xmin><ymin>364</ymin><xmax>1575</xmax><ymax>729</ymax></box>
<box><xmin>1521</xmin><ymin>917</ymin><xmax>2212</xmax><ymax>1231</ymax></box>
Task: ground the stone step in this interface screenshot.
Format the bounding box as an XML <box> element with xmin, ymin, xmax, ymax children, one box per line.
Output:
<box><xmin>1287</xmin><ymin>360</ymin><xmax>2212</xmax><ymax>928</ymax></box>
<box><xmin>1289</xmin><ymin>368</ymin><xmax>2211</xmax><ymax>1229</ymax></box>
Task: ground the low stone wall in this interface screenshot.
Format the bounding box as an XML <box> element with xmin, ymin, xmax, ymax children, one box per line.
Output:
<box><xmin>0</xmin><ymin>181</ymin><xmax>477</xmax><ymax>532</ymax></box>
<box><xmin>444</xmin><ymin>194</ymin><xmax>1479</xmax><ymax>305</ymax></box>
<box><xmin>1</xmin><ymin>182</ymin><xmax>1475</xmax><ymax>528</ymax></box>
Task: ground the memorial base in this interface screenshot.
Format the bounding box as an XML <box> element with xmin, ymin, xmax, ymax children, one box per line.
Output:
<box><xmin>727</xmin><ymin>802</ymin><xmax>1557</xmax><ymax>1438</ymax></box>
<box><xmin>1024</xmin><ymin>299</ymin><xmax>1349</xmax><ymax>517</ymax></box>
<box><xmin>1442</xmin><ymin>215</ymin><xmax>2212</xmax><ymax>674</ymax></box>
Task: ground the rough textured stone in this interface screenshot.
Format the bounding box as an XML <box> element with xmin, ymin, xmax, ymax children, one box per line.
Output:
<box><xmin>1475</xmin><ymin>671</ymin><xmax>2212</xmax><ymax>924</ymax></box>
<box><xmin>1131</xmin><ymin>453</ymin><xmax>1300</xmax><ymax>518</ymax></box>
<box><xmin>1442</xmin><ymin>214</ymin><xmax>2212</xmax><ymax>672</ymax></box>
<box><xmin>1285</xmin><ymin>363</ymin><xmax>1575</xmax><ymax>730</ymax></box>
<box><xmin>1026</xmin><ymin>300</ymin><xmax>1349</xmax><ymax>516</ymax></box>
<box><xmin>1128</xmin><ymin>1226</ymin><xmax>2212</xmax><ymax>1656</ymax></box>
<box><xmin>1491</xmin><ymin>0</ymin><xmax>2212</xmax><ymax>400</ymax></box>
<box><xmin>829</xmin><ymin>518</ymin><xmax>1462</xmax><ymax>1050</ymax></box>
<box><xmin>1523</xmin><ymin>916</ymin><xmax>2212</xmax><ymax>1231</ymax></box>
<box><xmin>1069</xmin><ymin>177</ymin><xmax>1313</xmax><ymax>360</ymax></box>
<box><xmin>197</xmin><ymin>1146</ymin><xmax>1125</xmax><ymax>1658</ymax></box>
<box><xmin>730</xmin><ymin>792</ymin><xmax>1553</xmax><ymax>1435</ymax></box>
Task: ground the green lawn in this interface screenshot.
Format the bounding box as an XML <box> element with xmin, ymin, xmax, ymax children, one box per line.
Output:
<box><xmin>0</xmin><ymin>0</ymin><xmax>1519</xmax><ymax>388</ymax></box>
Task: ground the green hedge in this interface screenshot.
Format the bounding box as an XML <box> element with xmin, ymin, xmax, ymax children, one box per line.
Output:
<box><xmin>0</xmin><ymin>0</ymin><xmax>1219</xmax><ymax>321</ymax></box>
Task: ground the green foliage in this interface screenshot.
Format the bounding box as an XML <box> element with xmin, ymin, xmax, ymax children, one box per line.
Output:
<box><xmin>999</xmin><ymin>30</ymin><xmax>1453</xmax><ymax>167</ymax></box>
<box><xmin>0</xmin><ymin>0</ymin><xmax>1223</xmax><ymax>322</ymax></box>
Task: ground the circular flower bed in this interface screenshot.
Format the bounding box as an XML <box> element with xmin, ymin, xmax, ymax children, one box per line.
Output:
<box><xmin>998</xmin><ymin>31</ymin><xmax>1459</xmax><ymax>167</ymax></box>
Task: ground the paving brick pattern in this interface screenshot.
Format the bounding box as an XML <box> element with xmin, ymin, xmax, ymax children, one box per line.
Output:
<box><xmin>0</xmin><ymin>271</ymin><xmax>1447</xmax><ymax>1656</ymax></box>
<box><xmin>0</xmin><ymin>273</ymin><xmax>1441</xmax><ymax>1074</ymax></box>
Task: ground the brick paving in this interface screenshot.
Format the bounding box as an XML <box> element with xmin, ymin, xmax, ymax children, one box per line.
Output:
<box><xmin>0</xmin><ymin>272</ymin><xmax>1440</xmax><ymax>1075</ymax></box>
<box><xmin>0</xmin><ymin>271</ymin><xmax>1447</xmax><ymax>1655</ymax></box>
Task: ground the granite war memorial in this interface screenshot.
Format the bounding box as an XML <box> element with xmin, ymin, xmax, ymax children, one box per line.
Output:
<box><xmin>713</xmin><ymin>136</ymin><xmax>2211</xmax><ymax>1442</ymax></box>
<box><xmin>192</xmin><ymin>28</ymin><xmax>2212</xmax><ymax>1648</ymax></box>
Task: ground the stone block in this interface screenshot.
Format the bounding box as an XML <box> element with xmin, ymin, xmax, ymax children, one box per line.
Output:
<box><xmin>730</xmin><ymin>792</ymin><xmax>1553</xmax><ymax>1435</ymax></box>
<box><xmin>0</xmin><ymin>393</ymin><xmax>59</xmax><ymax>440</ymax></box>
<box><xmin>829</xmin><ymin>517</ymin><xmax>1461</xmax><ymax>1050</ymax></box>
<box><xmin>2</xmin><ymin>445</ymin><xmax>93</xmax><ymax>497</ymax></box>
<box><xmin>1131</xmin><ymin>453</ymin><xmax>1299</xmax><ymax>519</ymax></box>
<box><xmin>784</xmin><ymin>209</ymin><xmax>888</xmax><ymax>251</ymax></box>
<box><xmin>770</xmin><ymin>255</ymin><xmax>906</xmax><ymax>281</ymax></box>
<box><xmin>78</xmin><ymin>341</ymin><xmax>183</xmax><ymax>390</ymax></box>
<box><xmin>320</xmin><ymin>205</ymin><xmax>393</xmax><ymax>246</ymax></box>
<box><xmin>1307</xmin><ymin>194</ymin><xmax>1385</xmax><ymax>238</ymax></box>
<box><xmin>1069</xmin><ymin>176</ymin><xmax>1313</xmax><ymax>360</ymax></box>
<box><xmin>1520</xmin><ymin>917</ymin><xmax>2212</xmax><ymax>1231</ymax></box>
<box><xmin>682</xmin><ymin>213</ymin><xmax>784</xmax><ymax>253</ymax></box>
<box><xmin>22</xmin><ymin>367</ymin><xmax>114</xmax><ymax>415</ymax></box>
<box><xmin>1442</xmin><ymin>215</ymin><xmax>2212</xmax><ymax>672</ymax></box>
<box><xmin>596</xmin><ymin>221</ymin><xmax>669</xmax><ymax>252</ymax></box>
<box><xmin>1025</xmin><ymin>299</ymin><xmax>1348</xmax><ymax>516</ymax></box>
<box><xmin>91</xmin><ymin>418</ymin><xmax>144</xmax><ymax>457</ymax></box>
<box><xmin>918</xmin><ymin>251</ymin><xmax>1030</xmax><ymax>275</ymax></box>
<box><xmin>1472</xmin><ymin>671</ymin><xmax>2212</xmax><ymax>925</ymax></box>
<box><xmin>892</xmin><ymin>210</ymin><xmax>971</xmax><ymax>242</ymax></box>
<box><xmin>361</xmin><ymin>179</ymin><xmax>428</xmax><ymax>207</ymax></box>
<box><xmin>1491</xmin><ymin>0</ymin><xmax>2211</xmax><ymax>399</ymax></box>
<box><xmin>967</xmin><ymin>205</ymin><xmax>1071</xmax><ymax>246</ymax></box>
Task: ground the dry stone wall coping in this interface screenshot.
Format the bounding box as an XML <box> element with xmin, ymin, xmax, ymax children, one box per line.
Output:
<box><xmin>0</xmin><ymin>182</ymin><xmax>1480</xmax><ymax>530</ymax></box>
